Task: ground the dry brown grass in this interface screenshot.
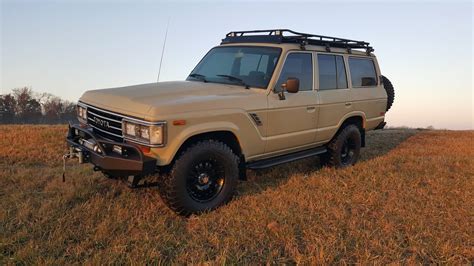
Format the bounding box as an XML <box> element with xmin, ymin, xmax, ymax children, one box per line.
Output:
<box><xmin>1</xmin><ymin>125</ymin><xmax>473</xmax><ymax>264</ymax></box>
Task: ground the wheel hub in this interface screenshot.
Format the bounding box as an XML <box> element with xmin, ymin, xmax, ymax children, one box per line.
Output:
<box><xmin>341</xmin><ymin>139</ymin><xmax>356</xmax><ymax>165</ymax></box>
<box><xmin>198</xmin><ymin>173</ymin><xmax>210</xmax><ymax>185</ymax></box>
<box><xmin>187</xmin><ymin>159</ymin><xmax>226</xmax><ymax>202</ymax></box>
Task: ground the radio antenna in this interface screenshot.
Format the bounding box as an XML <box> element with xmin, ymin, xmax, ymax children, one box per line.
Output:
<box><xmin>157</xmin><ymin>18</ymin><xmax>170</xmax><ymax>82</ymax></box>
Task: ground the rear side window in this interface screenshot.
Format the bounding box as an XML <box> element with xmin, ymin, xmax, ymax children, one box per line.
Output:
<box><xmin>318</xmin><ymin>54</ymin><xmax>348</xmax><ymax>90</ymax></box>
<box><xmin>349</xmin><ymin>57</ymin><xmax>377</xmax><ymax>87</ymax></box>
<box><xmin>275</xmin><ymin>53</ymin><xmax>313</xmax><ymax>92</ymax></box>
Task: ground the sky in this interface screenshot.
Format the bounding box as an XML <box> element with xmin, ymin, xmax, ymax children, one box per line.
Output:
<box><xmin>1</xmin><ymin>0</ymin><xmax>473</xmax><ymax>129</ymax></box>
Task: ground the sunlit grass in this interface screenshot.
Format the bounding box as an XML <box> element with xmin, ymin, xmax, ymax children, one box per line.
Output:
<box><xmin>1</xmin><ymin>125</ymin><xmax>472</xmax><ymax>263</ymax></box>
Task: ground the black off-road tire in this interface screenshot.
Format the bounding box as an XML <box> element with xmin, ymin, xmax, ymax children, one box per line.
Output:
<box><xmin>382</xmin><ymin>75</ymin><xmax>395</xmax><ymax>111</ymax></box>
<box><xmin>158</xmin><ymin>140</ymin><xmax>239</xmax><ymax>216</ymax></box>
<box><xmin>320</xmin><ymin>124</ymin><xmax>361</xmax><ymax>168</ymax></box>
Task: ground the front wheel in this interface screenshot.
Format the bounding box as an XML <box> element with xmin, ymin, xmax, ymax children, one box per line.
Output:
<box><xmin>320</xmin><ymin>124</ymin><xmax>361</xmax><ymax>168</ymax></box>
<box><xmin>158</xmin><ymin>140</ymin><xmax>239</xmax><ymax>216</ymax></box>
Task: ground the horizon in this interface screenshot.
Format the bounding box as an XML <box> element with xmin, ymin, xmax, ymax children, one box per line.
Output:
<box><xmin>1</xmin><ymin>1</ymin><xmax>473</xmax><ymax>129</ymax></box>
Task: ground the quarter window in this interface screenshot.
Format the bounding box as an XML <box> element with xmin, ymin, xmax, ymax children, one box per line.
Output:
<box><xmin>275</xmin><ymin>53</ymin><xmax>313</xmax><ymax>92</ymax></box>
<box><xmin>318</xmin><ymin>54</ymin><xmax>347</xmax><ymax>90</ymax></box>
<box><xmin>349</xmin><ymin>57</ymin><xmax>377</xmax><ymax>87</ymax></box>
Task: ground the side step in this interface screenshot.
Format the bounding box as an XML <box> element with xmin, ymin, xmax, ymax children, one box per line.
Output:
<box><xmin>246</xmin><ymin>146</ymin><xmax>327</xmax><ymax>170</ymax></box>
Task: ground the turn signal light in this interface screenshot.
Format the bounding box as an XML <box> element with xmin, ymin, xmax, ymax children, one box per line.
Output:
<box><xmin>137</xmin><ymin>144</ymin><xmax>150</xmax><ymax>154</ymax></box>
<box><xmin>173</xmin><ymin>120</ymin><xmax>186</xmax><ymax>126</ymax></box>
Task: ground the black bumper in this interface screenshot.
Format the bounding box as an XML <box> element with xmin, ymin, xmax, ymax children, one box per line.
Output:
<box><xmin>66</xmin><ymin>124</ymin><xmax>157</xmax><ymax>177</ymax></box>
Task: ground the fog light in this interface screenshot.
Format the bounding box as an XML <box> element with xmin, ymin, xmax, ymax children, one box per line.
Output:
<box><xmin>112</xmin><ymin>145</ymin><xmax>122</xmax><ymax>155</ymax></box>
<box><xmin>93</xmin><ymin>145</ymin><xmax>102</xmax><ymax>154</ymax></box>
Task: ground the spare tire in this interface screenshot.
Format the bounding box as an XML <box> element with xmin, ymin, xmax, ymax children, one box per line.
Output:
<box><xmin>382</xmin><ymin>75</ymin><xmax>395</xmax><ymax>111</ymax></box>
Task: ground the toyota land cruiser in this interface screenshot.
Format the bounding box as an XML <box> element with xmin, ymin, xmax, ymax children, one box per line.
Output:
<box><xmin>66</xmin><ymin>29</ymin><xmax>395</xmax><ymax>215</ymax></box>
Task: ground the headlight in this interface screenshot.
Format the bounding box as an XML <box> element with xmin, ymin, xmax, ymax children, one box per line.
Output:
<box><xmin>125</xmin><ymin>122</ymin><xmax>137</xmax><ymax>137</ymax></box>
<box><xmin>77</xmin><ymin>105</ymin><xmax>87</xmax><ymax>122</ymax></box>
<box><xmin>123</xmin><ymin>120</ymin><xmax>165</xmax><ymax>146</ymax></box>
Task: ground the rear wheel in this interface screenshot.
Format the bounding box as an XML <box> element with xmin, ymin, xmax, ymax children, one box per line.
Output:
<box><xmin>320</xmin><ymin>124</ymin><xmax>361</xmax><ymax>168</ymax></box>
<box><xmin>158</xmin><ymin>140</ymin><xmax>239</xmax><ymax>216</ymax></box>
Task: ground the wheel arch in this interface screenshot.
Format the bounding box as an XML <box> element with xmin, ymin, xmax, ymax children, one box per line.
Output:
<box><xmin>168</xmin><ymin>129</ymin><xmax>247</xmax><ymax>180</ymax></box>
<box><xmin>176</xmin><ymin>130</ymin><xmax>242</xmax><ymax>159</ymax></box>
<box><xmin>336</xmin><ymin>113</ymin><xmax>366</xmax><ymax>147</ymax></box>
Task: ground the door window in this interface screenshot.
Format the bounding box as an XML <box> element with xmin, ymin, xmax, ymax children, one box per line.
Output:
<box><xmin>318</xmin><ymin>54</ymin><xmax>347</xmax><ymax>90</ymax></box>
<box><xmin>275</xmin><ymin>53</ymin><xmax>313</xmax><ymax>92</ymax></box>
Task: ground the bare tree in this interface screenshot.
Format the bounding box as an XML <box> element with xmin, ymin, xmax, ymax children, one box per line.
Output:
<box><xmin>0</xmin><ymin>94</ymin><xmax>17</xmax><ymax>124</ymax></box>
<box><xmin>1</xmin><ymin>87</ymin><xmax>76</xmax><ymax>124</ymax></box>
<box><xmin>42</xmin><ymin>94</ymin><xmax>77</xmax><ymax>123</ymax></box>
<box><xmin>12</xmin><ymin>87</ymin><xmax>42</xmax><ymax>123</ymax></box>
<box><xmin>61</xmin><ymin>100</ymin><xmax>77</xmax><ymax>123</ymax></box>
<box><xmin>42</xmin><ymin>96</ymin><xmax>64</xmax><ymax>123</ymax></box>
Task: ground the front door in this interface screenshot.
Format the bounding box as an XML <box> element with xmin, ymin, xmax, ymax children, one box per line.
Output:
<box><xmin>266</xmin><ymin>52</ymin><xmax>318</xmax><ymax>153</ymax></box>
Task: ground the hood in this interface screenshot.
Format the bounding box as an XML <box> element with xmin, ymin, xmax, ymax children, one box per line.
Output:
<box><xmin>80</xmin><ymin>81</ymin><xmax>266</xmax><ymax>120</ymax></box>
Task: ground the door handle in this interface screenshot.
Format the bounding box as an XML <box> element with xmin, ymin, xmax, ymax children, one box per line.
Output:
<box><xmin>345</xmin><ymin>102</ymin><xmax>352</xmax><ymax>106</ymax></box>
<box><xmin>307</xmin><ymin>106</ymin><xmax>316</xmax><ymax>113</ymax></box>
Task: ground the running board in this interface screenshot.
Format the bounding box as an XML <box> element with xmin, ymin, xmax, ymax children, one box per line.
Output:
<box><xmin>374</xmin><ymin>121</ymin><xmax>386</xmax><ymax>130</ymax></box>
<box><xmin>246</xmin><ymin>146</ymin><xmax>327</xmax><ymax>170</ymax></box>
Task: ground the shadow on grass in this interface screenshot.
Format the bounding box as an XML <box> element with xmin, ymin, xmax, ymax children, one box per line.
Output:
<box><xmin>121</xmin><ymin>130</ymin><xmax>418</xmax><ymax>199</ymax></box>
<box><xmin>237</xmin><ymin>129</ymin><xmax>418</xmax><ymax>197</ymax></box>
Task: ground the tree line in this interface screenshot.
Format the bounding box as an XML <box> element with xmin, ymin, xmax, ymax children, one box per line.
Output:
<box><xmin>0</xmin><ymin>87</ymin><xmax>77</xmax><ymax>124</ymax></box>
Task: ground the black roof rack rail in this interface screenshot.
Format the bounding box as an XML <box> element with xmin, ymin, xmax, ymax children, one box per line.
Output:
<box><xmin>221</xmin><ymin>29</ymin><xmax>374</xmax><ymax>54</ymax></box>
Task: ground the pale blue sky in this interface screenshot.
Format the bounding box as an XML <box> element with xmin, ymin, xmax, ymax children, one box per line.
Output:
<box><xmin>1</xmin><ymin>1</ymin><xmax>473</xmax><ymax>129</ymax></box>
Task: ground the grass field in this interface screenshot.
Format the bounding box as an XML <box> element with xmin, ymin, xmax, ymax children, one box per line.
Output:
<box><xmin>1</xmin><ymin>125</ymin><xmax>473</xmax><ymax>264</ymax></box>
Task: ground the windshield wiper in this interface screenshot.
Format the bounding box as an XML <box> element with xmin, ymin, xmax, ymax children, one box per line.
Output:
<box><xmin>188</xmin><ymin>73</ymin><xmax>208</xmax><ymax>82</ymax></box>
<box><xmin>216</xmin><ymin>74</ymin><xmax>250</xmax><ymax>89</ymax></box>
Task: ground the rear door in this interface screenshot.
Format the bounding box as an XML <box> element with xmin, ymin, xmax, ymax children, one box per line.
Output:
<box><xmin>315</xmin><ymin>53</ymin><xmax>352</xmax><ymax>143</ymax></box>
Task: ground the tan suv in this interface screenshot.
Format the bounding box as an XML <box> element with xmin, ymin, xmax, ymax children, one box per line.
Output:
<box><xmin>66</xmin><ymin>29</ymin><xmax>395</xmax><ymax>215</ymax></box>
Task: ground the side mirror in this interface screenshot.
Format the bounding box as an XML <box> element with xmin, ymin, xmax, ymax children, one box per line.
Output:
<box><xmin>279</xmin><ymin>78</ymin><xmax>300</xmax><ymax>100</ymax></box>
<box><xmin>284</xmin><ymin>78</ymin><xmax>300</xmax><ymax>93</ymax></box>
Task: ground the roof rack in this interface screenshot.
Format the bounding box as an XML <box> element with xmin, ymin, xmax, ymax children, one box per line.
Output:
<box><xmin>221</xmin><ymin>29</ymin><xmax>374</xmax><ymax>54</ymax></box>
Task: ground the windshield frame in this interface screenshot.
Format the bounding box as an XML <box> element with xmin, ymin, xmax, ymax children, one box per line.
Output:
<box><xmin>187</xmin><ymin>45</ymin><xmax>283</xmax><ymax>89</ymax></box>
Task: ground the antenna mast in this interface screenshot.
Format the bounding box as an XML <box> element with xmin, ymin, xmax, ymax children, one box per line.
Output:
<box><xmin>157</xmin><ymin>18</ymin><xmax>170</xmax><ymax>82</ymax></box>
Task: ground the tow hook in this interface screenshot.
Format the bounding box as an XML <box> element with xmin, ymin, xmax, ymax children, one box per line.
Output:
<box><xmin>62</xmin><ymin>147</ymin><xmax>84</xmax><ymax>182</ymax></box>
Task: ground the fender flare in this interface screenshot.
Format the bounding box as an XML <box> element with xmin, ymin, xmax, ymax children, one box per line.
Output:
<box><xmin>334</xmin><ymin>111</ymin><xmax>367</xmax><ymax>147</ymax></box>
<box><xmin>337</xmin><ymin>111</ymin><xmax>367</xmax><ymax>130</ymax></box>
<box><xmin>165</xmin><ymin>121</ymin><xmax>242</xmax><ymax>165</ymax></box>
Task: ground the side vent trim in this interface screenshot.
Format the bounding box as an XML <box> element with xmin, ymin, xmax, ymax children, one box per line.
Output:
<box><xmin>249</xmin><ymin>113</ymin><xmax>263</xmax><ymax>126</ymax></box>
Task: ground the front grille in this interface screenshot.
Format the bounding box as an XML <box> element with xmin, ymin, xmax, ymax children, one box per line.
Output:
<box><xmin>86</xmin><ymin>105</ymin><xmax>124</xmax><ymax>142</ymax></box>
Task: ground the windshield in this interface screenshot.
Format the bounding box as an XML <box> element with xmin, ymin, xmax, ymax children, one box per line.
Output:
<box><xmin>187</xmin><ymin>46</ymin><xmax>281</xmax><ymax>89</ymax></box>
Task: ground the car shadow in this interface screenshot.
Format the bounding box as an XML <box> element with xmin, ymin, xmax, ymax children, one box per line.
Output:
<box><xmin>131</xmin><ymin>129</ymin><xmax>419</xmax><ymax>198</ymax></box>
<box><xmin>237</xmin><ymin>129</ymin><xmax>419</xmax><ymax>197</ymax></box>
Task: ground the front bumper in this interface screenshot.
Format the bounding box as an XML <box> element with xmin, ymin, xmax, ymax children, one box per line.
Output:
<box><xmin>66</xmin><ymin>124</ymin><xmax>157</xmax><ymax>177</ymax></box>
